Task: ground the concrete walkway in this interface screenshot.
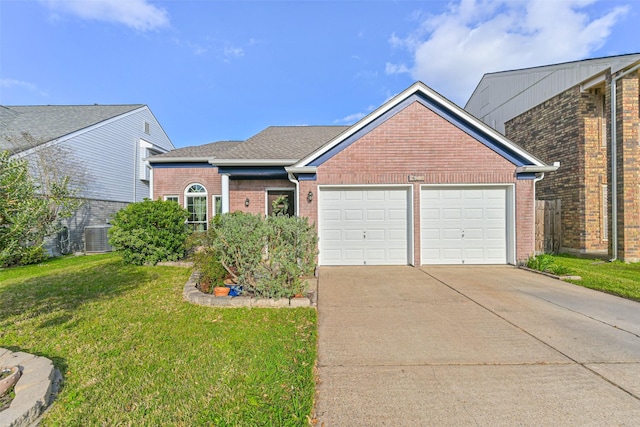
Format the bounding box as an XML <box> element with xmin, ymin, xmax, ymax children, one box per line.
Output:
<box><xmin>314</xmin><ymin>266</ymin><xmax>640</xmax><ymax>426</ymax></box>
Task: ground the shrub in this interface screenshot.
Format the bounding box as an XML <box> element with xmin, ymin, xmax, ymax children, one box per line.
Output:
<box><xmin>205</xmin><ymin>212</ymin><xmax>318</xmax><ymax>298</ymax></box>
<box><xmin>108</xmin><ymin>199</ymin><xmax>191</xmax><ymax>265</ymax></box>
<box><xmin>526</xmin><ymin>254</ymin><xmax>572</xmax><ymax>276</ymax></box>
<box><xmin>192</xmin><ymin>248</ymin><xmax>227</xmax><ymax>293</ymax></box>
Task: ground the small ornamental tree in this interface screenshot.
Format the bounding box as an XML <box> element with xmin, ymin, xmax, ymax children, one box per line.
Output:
<box><xmin>108</xmin><ymin>199</ymin><xmax>191</xmax><ymax>265</ymax></box>
<box><xmin>1</xmin><ymin>148</ymin><xmax>82</xmax><ymax>267</ymax></box>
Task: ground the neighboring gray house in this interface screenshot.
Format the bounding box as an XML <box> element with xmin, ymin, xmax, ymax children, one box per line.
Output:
<box><xmin>1</xmin><ymin>104</ymin><xmax>174</xmax><ymax>254</ymax></box>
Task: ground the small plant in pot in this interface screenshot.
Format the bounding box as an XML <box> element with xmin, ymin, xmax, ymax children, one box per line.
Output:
<box><xmin>193</xmin><ymin>249</ymin><xmax>228</xmax><ymax>295</ymax></box>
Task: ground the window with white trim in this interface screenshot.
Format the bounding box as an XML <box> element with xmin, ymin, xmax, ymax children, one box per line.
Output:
<box><xmin>164</xmin><ymin>195</ymin><xmax>178</xmax><ymax>203</ymax></box>
<box><xmin>185</xmin><ymin>184</ymin><xmax>208</xmax><ymax>231</ymax></box>
<box><xmin>213</xmin><ymin>195</ymin><xmax>222</xmax><ymax>216</ymax></box>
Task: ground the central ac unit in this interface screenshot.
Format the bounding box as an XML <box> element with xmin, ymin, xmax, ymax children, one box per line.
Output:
<box><xmin>84</xmin><ymin>225</ymin><xmax>113</xmax><ymax>253</ymax></box>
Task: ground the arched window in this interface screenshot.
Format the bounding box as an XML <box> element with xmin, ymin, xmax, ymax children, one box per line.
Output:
<box><xmin>185</xmin><ymin>183</ymin><xmax>208</xmax><ymax>231</ymax></box>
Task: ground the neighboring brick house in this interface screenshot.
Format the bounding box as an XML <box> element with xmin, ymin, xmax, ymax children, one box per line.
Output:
<box><xmin>1</xmin><ymin>104</ymin><xmax>174</xmax><ymax>254</ymax></box>
<box><xmin>466</xmin><ymin>54</ymin><xmax>640</xmax><ymax>262</ymax></box>
<box><xmin>151</xmin><ymin>82</ymin><xmax>555</xmax><ymax>266</ymax></box>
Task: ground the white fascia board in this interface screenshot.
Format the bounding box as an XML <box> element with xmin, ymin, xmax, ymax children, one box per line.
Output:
<box><xmin>515</xmin><ymin>164</ymin><xmax>560</xmax><ymax>173</ymax></box>
<box><xmin>147</xmin><ymin>157</ymin><xmax>212</xmax><ymax>163</ymax></box>
<box><xmin>285</xmin><ymin>166</ymin><xmax>317</xmax><ymax>174</ymax></box>
<box><xmin>209</xmin><ymin>159</ymin><xmax>298</xmax><ymax>166</ymax></box>
<box><xmin>11</xmin><ymin>105</ymin><xmax>148</xmax><ymax>159</ymax></box>
<box><xmin>580</xmin><ymin>71</ymin><xmax>607</xmax><ymax>92</ymax></box>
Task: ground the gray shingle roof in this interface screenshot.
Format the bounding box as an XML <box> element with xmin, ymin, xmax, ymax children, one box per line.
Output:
<box><xmin>221</xmin><ymin>126</ymin><xmax>349</xmax><ymax>161</ymax></box>
<box><xmin>149</xmin><ymin>140</ymin><xmax>242</xmax><ymax>160</ymax></box>
<box><xmin>0</xmin><ymin>104</ymin><xmax>144</xmax><ymax>154</ymax></box>
<box><xmin>149</xmin><ymin>125</ymin><xmax>350</xmax><ymax>164</ymax></box>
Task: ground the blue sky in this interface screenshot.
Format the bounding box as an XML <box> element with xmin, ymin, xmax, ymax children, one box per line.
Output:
<box><xmin>1</xmin><ymin>0</ymin><xmax>637</xmax><ymax>148</ymax></box>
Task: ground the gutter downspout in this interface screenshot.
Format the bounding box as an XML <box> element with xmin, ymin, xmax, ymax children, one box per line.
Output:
<box><xmin>287</xmin><ymin>172</ymin><xmax>300</xmax><ymax>216</ymax></box>
<box><xmin>610</xmin><ymin>63</ymin><xmax>640</xmax><ymax>261</ymax></box>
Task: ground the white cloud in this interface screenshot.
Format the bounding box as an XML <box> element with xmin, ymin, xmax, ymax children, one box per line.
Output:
<box><xmin>224</xmin><ymin>44</ymin><xmax>245</xmax><ymax>60</ymax></box>
<box><xmin>334</xmin><ymin>105</ymin><xmax>377</xmax><ymax>124</ymax></box>
<box><xmin>334</xmin><ymin>112</ymin><xmax>366</xmax><ymax>124</ymax></box>
<box><xmin>0</xmin><ymin>79</ymin><xmax>48</xmax><ymax>96</ymax></box>
<box><xmin>388</xmin><ymin>0</ymin><xmax>629</xmax><ymax>105</ymax></box>
<box><xmin>41</xmin><ymin>0</ymin><xmax>169</xmax><ymax>31</ymax></box>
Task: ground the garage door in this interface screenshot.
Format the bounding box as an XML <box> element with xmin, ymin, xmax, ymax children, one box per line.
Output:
<box><xmin>421</xmin><ymin>187</ymin><xmax>507</xmax><ymax>264</ymax></box>
<box><xmin>319</xmin><ymin>187</ymin><xmax>410</xmax><ymax>265</ymax></box>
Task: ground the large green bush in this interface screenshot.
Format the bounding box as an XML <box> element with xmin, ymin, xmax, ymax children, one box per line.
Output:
<box><xmin>205</xmin><ymin>212</ymin><xmax>318</xmax><ymax>298</ymax></box>
<box><xmin>108</xmin><ymin>199</ymin><xmax>191</xmax><ymax>265</ymax></box>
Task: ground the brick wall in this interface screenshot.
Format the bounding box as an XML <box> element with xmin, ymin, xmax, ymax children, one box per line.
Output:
<box><xmin>153</xmin><ymin>165</ymin><xmax>223</xmax><ymax>205</ymax></box>
<box><xmin>505</xmin><ymin>85</ymin><xmax>610</xmax><ymax>256</ymax></box>
<box><xmin>298</xmin><ymin>101</ymin><xmax>535</xmax><ymax>265</ymax></box>
<box><xmin>229</xmin><ymin>179</ymin><xmax>295</xmax><ymax>214</ymax></box>
<box><xmin>614</xmin><ymin>72</ymin><xmax>640</xmax><ymax>261</ymax></box>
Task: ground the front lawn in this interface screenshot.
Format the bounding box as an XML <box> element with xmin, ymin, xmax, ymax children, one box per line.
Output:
<box><xmin>0</xmin><ymin>253</ymin><xmax>317</xmax><ymax>426</ymax></box>
<box><xmin>547</xmin><ymin>254</ymin><xmax>640</xmax><ymax>301</ymax></box>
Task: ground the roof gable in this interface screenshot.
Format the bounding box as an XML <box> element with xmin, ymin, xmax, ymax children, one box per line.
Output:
<box><xmin>1</xmin><ymin>104</ymin><xmax>145</xmax><ymax>154</ymax></box>
<box><xmin>293</xmin><ymin>81</ymin><xmax>546</xmax><ymax>170</ymax></box>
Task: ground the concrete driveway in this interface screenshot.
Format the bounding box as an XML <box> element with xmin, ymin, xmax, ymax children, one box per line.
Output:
<box><xmin>314</xmin><ymin>266</ymin><xmax>640</xmax><ymax>426</ymax></box>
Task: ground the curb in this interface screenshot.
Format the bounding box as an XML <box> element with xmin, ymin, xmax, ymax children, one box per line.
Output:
<box><xmin>519</xmin><ymin>266</ymin><xmax>582</xmax><ymax>281</ymax></box>
<box><xmin>183</xmin><ymin>271</ymin><xmax>317</xmax><ymax>308</ymax></box>
<box><xmin>0</xmin><ymin>349</ymin><xmax>60</xmax><ymax>427</ymax></box>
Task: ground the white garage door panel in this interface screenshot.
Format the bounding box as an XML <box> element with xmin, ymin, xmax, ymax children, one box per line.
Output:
<box><xmin>320</xmin><ymin>188</ymin><xmax>410</xmax><ymax>265</ymax></box>
<box><xmin>421</xmin><ymin>187</ymin><xmax>507</xmax><ymax>265</ymax></box>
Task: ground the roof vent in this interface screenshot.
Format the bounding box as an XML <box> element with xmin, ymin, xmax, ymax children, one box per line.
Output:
<box><xmin>84</xmin><ymin>225</ymin><xmax>113</xmax><ymax>253</ymax></box>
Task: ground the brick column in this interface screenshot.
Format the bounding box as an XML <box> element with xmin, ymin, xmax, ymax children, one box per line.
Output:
<box><xmin>615</xmin><ymin>72</ymin><xmax>640</xmax><ymax>261</ymax></box>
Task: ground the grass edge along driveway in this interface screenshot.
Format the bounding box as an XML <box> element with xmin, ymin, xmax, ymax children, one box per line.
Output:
<box><xmin>0</xmin><ymin>253</ymin><xmax>317</xmax><ymax>426</ymax></box>
<box><xmin>550</xmin><ymin>254</ymin><xmax>640</xmax><ymax>302</ymax></box>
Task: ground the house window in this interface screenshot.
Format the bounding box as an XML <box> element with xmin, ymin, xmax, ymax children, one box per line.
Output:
<box><xmin>144</xmin><ymin>121</ymin><xmax>150</xmax><ymax>134</ymax></box>
<box><xmin>267</xmin><ymin>190</ymin><xmax>295</xmax><ymax>217</ymax></box>
<box><xmin>185</xmin><ymin>184</ymin><xmax>208</xmax><ymax>231</ymax></box>
<box><xmin>213</xmin><ymin>195</ymin><xmax>222</xmax><ymax>216</ymax></box>
<box><xmin>601</xmin><ymin>184</ymin><xmax>608</xmax><ymax>241</ymax></box>
<box><xmin>598</xmin><ymin>94</ymin><xmax>606</xmax><ymax>148</ymax></box>
<box><xmin>164</xmin><ymin>195</ymin><xmax>178</xmax><ymax>203</ymax></box>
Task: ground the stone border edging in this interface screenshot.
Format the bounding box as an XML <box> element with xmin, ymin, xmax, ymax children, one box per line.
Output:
<box><xmin>0</xmin><ymin>348</ymin><xmax>60</xmax><ymax>427</ymax></box>
<box><xmin>183</xmin><ymin>271</ymin><xmax>316</xmax><ymax>308</ymax></box>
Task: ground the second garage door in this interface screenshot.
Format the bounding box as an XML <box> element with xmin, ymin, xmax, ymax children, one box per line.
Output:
<box><xmin>319</xmin><ymin>187</ymin><xmax>410</xmax><ymax>265</ymax></box>
<box><xmin>421</xmin><ymin>186</ymin><xmax>508</xmax><ymax>264</ymax></box>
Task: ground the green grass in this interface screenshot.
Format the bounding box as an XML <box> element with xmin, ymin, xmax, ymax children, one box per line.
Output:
<box><xmin>0</xmin><ymin>253</ymin><xmax>317</xmax><ymax>426</ymax></box>
<box><xmin>547</xmin><ymin>254</ymin><xmax>640</xmax><ymax>301</ymax></box>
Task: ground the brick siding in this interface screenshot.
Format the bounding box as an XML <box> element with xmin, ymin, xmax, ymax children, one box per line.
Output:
<box><xmin>506</xmin><ymin>86</ymin><xmax>609</xmax><ymax>255</ymax></box>
<box><xmin>299</xmin><ymin>102</ymin><xmax>536</xmax><ymax>265</ymax></box>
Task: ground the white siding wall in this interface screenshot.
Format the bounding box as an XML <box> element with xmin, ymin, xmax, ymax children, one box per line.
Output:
<box><xmin>52</xmin><ymin>107</ymin><xmax>173</xmax><ymax>203</ymax></box>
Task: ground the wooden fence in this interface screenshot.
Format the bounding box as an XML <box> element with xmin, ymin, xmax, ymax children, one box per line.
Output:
<box><xmin>535</xmin><ymin>199</ymin><xmax>561</xmax><ymax>254</ymax></box>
